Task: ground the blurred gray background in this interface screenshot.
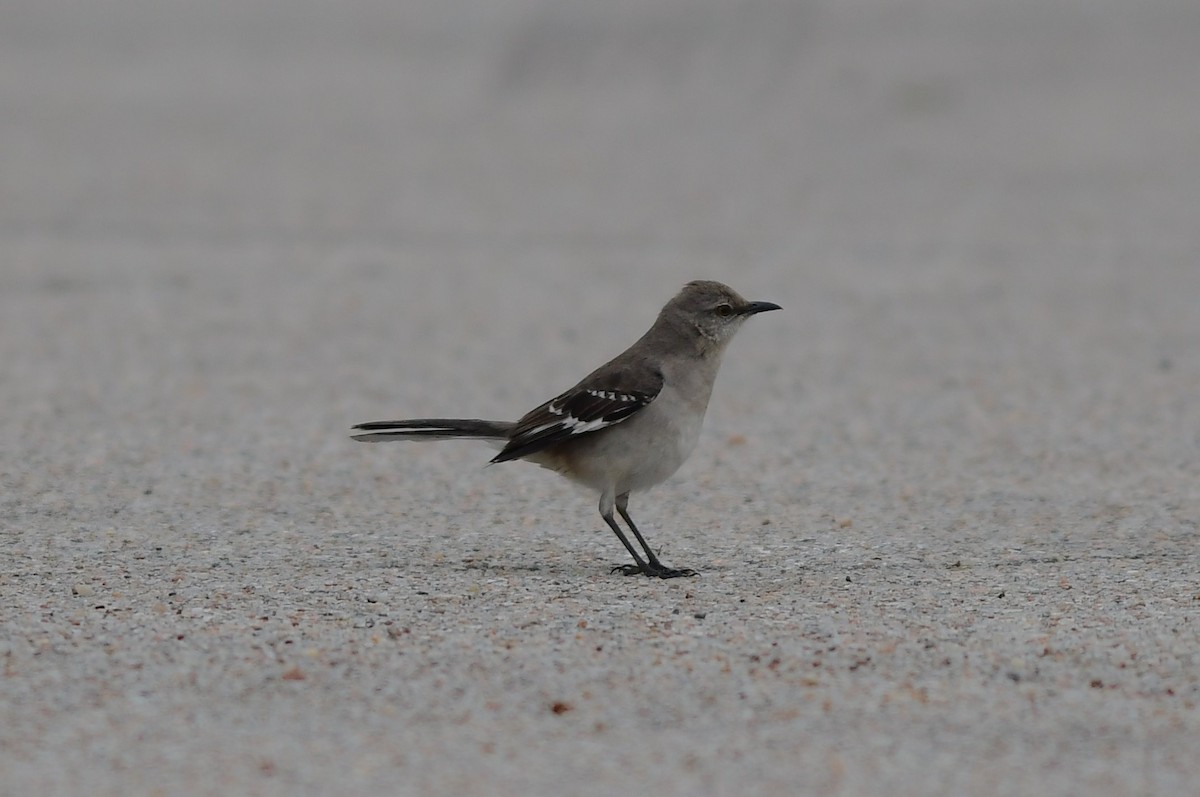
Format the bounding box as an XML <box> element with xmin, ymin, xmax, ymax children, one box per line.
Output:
<box><xmin>3</xmin><ymin>2</ymin><xmax>1199</xmax><ymax>795</ymax></box>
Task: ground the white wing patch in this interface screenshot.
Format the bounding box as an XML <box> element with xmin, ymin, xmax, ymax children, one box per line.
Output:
<box><xmin>584</xmin><ymin>389</ymin><xmax>641</xmax><ymax>402</ymax></box>
<box><xmin>558</xmin><ymin>416</ymin><xmax>614</xmax><ymax>435</ymax></box>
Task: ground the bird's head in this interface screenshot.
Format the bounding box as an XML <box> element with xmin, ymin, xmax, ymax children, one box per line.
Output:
<box><xmin>664</xmin><ymin>280</ymin><xmax>781</xmax><ymax>348</ymax></box>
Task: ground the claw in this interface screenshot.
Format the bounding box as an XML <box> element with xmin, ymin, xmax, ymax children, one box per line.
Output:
<box><xmin>610</xmin><ymin>563</ymin><xmax>699</xmax><ymax>579</ymax></box>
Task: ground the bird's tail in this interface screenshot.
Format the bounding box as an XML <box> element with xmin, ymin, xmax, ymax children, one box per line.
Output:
<box><xmin>351</xmin><ymin>418</ymin><xmax>514</xmax><ymax>443</ymax></box>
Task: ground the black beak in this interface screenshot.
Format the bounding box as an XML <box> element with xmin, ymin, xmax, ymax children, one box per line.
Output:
<box><xmin>742</xmin><ymin>300</ymin><xmax>782</xmax><ymax>315</ymax></box>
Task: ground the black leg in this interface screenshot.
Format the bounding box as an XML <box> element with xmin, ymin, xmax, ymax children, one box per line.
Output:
<box><xmin>601</xmin><ymin>510</ymin><xmax>650</xmax><ymax>573</ymax></box>
<box><xmin>615</xmin><ymin>493</ymin><xmax>665</xmax><ymax>567</ymax></box>
<box><xmin>611</xmin><ymin>494</ymin><xmax>698</xmax><ymax>579</ymax></box>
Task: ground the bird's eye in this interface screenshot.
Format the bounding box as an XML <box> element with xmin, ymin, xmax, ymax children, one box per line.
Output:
<box><xmin>715</xmin><ymin>303</ymin><xmax>734</xmax><ymax>317</ymax></box>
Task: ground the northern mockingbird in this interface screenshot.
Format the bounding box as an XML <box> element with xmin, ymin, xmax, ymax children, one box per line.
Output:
<box><xmin>352</xmin><ymin>280</ymin><xmax>780</xmax><ymax>578</ymax></box>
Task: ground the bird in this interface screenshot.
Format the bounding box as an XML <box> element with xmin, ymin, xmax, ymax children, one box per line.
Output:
<box><xmin>352</xmin><ymin>280</ymin><xmax>780</xmax><ymax>578</ymax></box>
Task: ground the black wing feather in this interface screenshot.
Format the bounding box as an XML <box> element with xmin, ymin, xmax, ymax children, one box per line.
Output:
<box><xmin>491</xmin><ymin>367</ymin><xmax>663</xmax><ymax>463</ymax></box>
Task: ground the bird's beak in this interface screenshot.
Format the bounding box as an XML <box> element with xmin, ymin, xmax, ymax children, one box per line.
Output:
<box><xmin>742</xmin><ymin>300</ymin><xmax>782</xmax><ymax>316</ymax></box>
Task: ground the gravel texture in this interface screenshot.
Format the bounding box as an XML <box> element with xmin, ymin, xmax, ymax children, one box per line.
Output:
<box><xmin>3</xmin><ymin>2</ymin><xmax>1199</xmax><ymax>795</ymax></box>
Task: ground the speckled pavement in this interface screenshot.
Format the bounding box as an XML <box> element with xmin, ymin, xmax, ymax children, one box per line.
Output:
<box><xmin>3</xmin><ymin>2</ymin><xmax>1199</xmax><ymax>795</ymax></box>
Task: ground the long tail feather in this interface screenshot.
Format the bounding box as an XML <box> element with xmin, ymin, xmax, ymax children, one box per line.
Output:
<box><xmin>351</xmin><ymin>418</ymin><xmax>513</xmax><ymax>442</ymax></box>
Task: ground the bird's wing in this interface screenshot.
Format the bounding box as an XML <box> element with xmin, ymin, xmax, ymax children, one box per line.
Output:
<box><xmin>491</xmin><ymin>365</ymin><xmax>664</xmax><ymax>463</ymax></box>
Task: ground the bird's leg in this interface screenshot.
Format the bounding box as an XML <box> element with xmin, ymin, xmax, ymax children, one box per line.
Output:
<box><xmin>611</xmin><ymin>493</ymin><xmax>698</xmax><ymax>579</ymax></box>
<box><xmin>600</xmin><ymin>507</ymin><xmax>652</xmax><ymax>575</ymax></box>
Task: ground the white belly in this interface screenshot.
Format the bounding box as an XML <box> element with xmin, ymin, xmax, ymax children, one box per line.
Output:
<box><xmin>547</xmin><ymin>381</ymin><xmax>707</xmax><ymax>496</ymax></box>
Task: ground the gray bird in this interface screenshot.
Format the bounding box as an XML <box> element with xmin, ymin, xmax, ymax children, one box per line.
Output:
<box><xmin>353</xmin><ymin>280</ymin><xmax>780</xmax><ymax>578</ymax></box>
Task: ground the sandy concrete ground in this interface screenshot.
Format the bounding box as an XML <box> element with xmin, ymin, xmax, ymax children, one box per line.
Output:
<box><xmin>3</xmin><ymin>1</ymin><xmax>1199</xmax><ymax>794</ymax></box>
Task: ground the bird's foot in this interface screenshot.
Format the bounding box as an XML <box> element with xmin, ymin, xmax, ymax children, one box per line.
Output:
<box><xmin>610</xmin><ymin>563</ymin><xmax>699</xmax><ymax>579</ymax></box>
